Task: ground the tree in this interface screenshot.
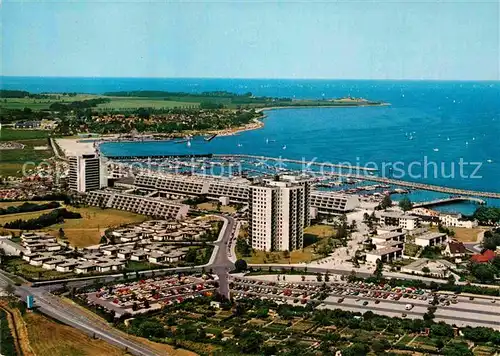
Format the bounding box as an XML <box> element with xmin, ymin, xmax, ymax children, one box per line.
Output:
<box><xmin>442</xmin><ymin>343</ymin><xmax>473</xmax><ymax>356</ymax></box>
<box><xmin>471</xmin><ymin>263</ymin><xmax>496</xmax><ymax>283</ymax></box>
<box><xmin>422</xmin><ymin>266</ymin><xmax>430</xmax><ymax>274</ymax></box>
<box><xmin>424</xmin><ymin>306</ymin><xmax>437</xmax><ymax>321</ymax></box>
<box><xmin>372</xmin><ymin>339</ymin><xmax>390</xmax><ymax>353</ymax></box>
<box><xmin>236</xmin><ymin>238</ymin><xmax>252</xmax><ymax>257</ymax></box>
<box><xmin>0</xmin><ymin>248</ymin><xmax>5</xmax><ymax>267</ymax></box>
<box><xmin>58</xmin><ymin>227</ymin><xmax>65</xmax><ymax>239</ymax></box>
<box><xmin>234</xmin><ymin>259</ymin><xmax>248</xmax><ymax>272</ymax></box>
<box><xmin>374</xmin><ymin>259</ymin><xmax>384</xmax><ymax>279</ymax></box>
<box><xmin>473</xmin><ymin>206</ymin><xmax>500</xmax><ymax>225</ymax></box>
<box><xmin>343</xmin><ymin>342</ymin><xmax>369</xmax><ymax>356</ymax></box>
<box><xmin>378</xmin><ymin>195</ymin><xmax>393</xmax><ymax>210</ymax></box>
<box><xmin>398</xmin><ymin>197</ymin><xmax>413</xmax><ymax>212</ymax></box>
<box><xmin>447</xmin><ymin>274</ymin><xmax>456</xmax><ymax>285</ymax></box>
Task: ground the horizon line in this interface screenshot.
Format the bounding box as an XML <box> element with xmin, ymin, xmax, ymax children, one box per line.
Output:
<box><xmin>1</xmin><ymin>75</ymin><xmax>499</xmax><ymax>82</ymax></box>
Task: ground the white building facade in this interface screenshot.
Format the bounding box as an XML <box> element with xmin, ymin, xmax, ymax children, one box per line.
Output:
<box><xmin>249</xmin><ymin>178</ymin><xmax>310</xmax><ymax>252</ymax></box>
<box><xmin>68</xmin><ymin>154</ymin><xmax>107</xmax><ymax>192</ymax></box>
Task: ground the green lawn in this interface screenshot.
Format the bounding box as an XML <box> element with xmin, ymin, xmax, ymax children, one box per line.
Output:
<box><xmin>97</xmin><ymin>97</ymin><xmax>198</xmax><ymax>110</ymax></box>
<box><xmin>0</xmin><ymin>94</ymin><xmax>102</xmax><ymax>111</ymax></box>
<box><xmin>3</xmin><ymin>257</ymin><xmax>76</xmax><ymax>281</ymax></box>
<box><xmin>0</xmin><ymin>138</ymin><xmax>53</xmax><ymax>177</ymax></box>
<box><xmin>0</xmin><ymin>128</ymin><xmax>52</xmax><ymax>141</ymax></box>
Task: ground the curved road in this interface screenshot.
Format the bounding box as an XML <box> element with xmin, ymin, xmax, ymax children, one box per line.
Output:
<box><xmin>0</xmin><ymin>214</ymin><xmax>237</xmax><ymax>356</ymax></box>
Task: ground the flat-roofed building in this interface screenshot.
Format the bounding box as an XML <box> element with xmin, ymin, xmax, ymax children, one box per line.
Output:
<box><xmin>371</xmin><ymin>231</ymin><xmax>406</xmax><ymax>250</ymax></box>
<box><xmin>366</xmin><ymin>246</ymin><xmax>403</xmax><ymax>264</ymax></box>
<box><xmin>309</xmin><ymin>191</ymin><xmax>360</xmax><ymax>215</ymax></box>
<box><xmin>86</xmin><ymin>190</ymin><xmax>189</xmax><ymax>220</ymax></box>
<box><xmin>381</xmin><ymin>212</ymin><xmax>420</xmax><ymax>230</ymax></box>
<box><xmin>414</xmin><ymin>232</ymin><xmax>447</xmax><ymax>247</ymax></box>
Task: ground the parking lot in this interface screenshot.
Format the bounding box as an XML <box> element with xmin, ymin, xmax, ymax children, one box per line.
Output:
<box><xmin>230</xmin><ymin>274</ymin><xmax>500</xmax><ymax>330</ymax></box>
<box><xmin>82</xmin><ymin>275</ymin><xmax>218</xmax><ymax>316</ymax></box>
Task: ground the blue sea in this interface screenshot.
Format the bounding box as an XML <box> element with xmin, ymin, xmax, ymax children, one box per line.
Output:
<box><xmin>2</xmin><ymin>77</ymin><xmax>499</xmax><ymax>213</ymax></box>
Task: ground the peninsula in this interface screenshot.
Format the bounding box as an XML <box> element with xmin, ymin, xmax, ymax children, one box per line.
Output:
<box><xmin>0</xmin><ymin>89</ymin><xmax>387</xmax><ymax>137</ymax></box>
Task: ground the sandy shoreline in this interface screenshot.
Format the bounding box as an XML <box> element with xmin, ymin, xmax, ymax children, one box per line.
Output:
<box><xmin>54</xmin><ymin>103</ymin><xmax>388</xmax><ymax>155</ymax></box>
<box><xmin>55</xmin><ymin>138</ymin><xmax>98</xmax><ymax>156</ymax></box>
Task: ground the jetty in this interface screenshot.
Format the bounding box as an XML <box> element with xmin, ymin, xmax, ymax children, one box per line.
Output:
<box><xmin>104</xmin><ymin>153</ymin><xmax>213</xmax><ymax>160</ymax></box>
<box><xmin>214</xmin><ymin>154</ymin><xmax>378</xmax><ymax>172</ymax></box>
<box><xmin>322</xmin><ymin>172</ymin><xmax>500</xmax><ymax>199</ymax></box>
<box><xmin>413</xmin><ymin>196</ymin><xmax>486</xmax><ymax>208</ymax></box>
<box><xmin>101</xmin><ymin>152</ymin><xmax>500</xmax><ymax>199</ymax></box>
<box><xmin>205</xmin><ymin>134</ymin><xmax>218</xmax><ymax>142</ymax></box>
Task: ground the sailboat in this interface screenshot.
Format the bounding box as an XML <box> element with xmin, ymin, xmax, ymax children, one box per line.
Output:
<box><xmin>186</xmin><ymin>140</ymin><xmax>191</xmax><ymax>147</ymax></box>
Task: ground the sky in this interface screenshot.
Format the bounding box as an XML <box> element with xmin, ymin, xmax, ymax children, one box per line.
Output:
<box><xmin>1</xmin><ymin>0</ymin><xmax>499</xmax><ymax>80</ymax></box>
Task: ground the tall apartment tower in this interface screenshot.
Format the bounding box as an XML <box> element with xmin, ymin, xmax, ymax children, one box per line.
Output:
<box><xmin>68</xmin><ymin>154</ymin><xmax>107</xmax><ymax>192</ymax></box>
<box><xmin>249</xmin><ymin>176</ymin><xmax>311</xmax><ymax>252</ymax></box>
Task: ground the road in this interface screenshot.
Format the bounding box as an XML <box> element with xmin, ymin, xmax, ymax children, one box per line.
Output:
<box><xmin>211</xmin><ymin>215</ymin><xmax>236</xmax><ymax>298</ymax></box>
<box><xmin>1</xmin><ymin>211</ymin><xmax>497</xmax><ymax>354</ymax></box>
<box><xmin>0</xmin><ymin>271</ymin><xmax>163</xmax><ymax>356</ymax></box>
<box><xmin>0</xmin><ymin>214</ymin><xmax>238</xmax><ymax>356</ymax></box>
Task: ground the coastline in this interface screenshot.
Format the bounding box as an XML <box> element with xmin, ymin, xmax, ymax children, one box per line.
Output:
<box><xmin>54</xmin><ymin>102</ymin><xmax>389</xmax><ymax>154</ymax></box>
<box><xmin>214</xmin><ymin>102</ymin><xmax>390</xmax><ymax>137</ymax></box>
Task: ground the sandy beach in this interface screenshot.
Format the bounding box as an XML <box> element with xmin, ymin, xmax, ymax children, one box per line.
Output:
<box><xmin>55</xmin><ymin>138</ymin><xmax>98</xmax><ymax>156</ymax></box>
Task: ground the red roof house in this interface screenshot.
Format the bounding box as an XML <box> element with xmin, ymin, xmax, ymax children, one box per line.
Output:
<box><xmin>470</xmin><ymin>250</ymin><xmax>496</xmax><ymax>263</ymax></box>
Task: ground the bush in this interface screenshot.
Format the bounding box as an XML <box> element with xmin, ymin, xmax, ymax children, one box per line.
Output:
<box><xmin>3</xmin><ymin>208</ymin><xmax>82</xmax><ymax>229</ymax></box>
<box><xmin>0</xmin><ymin>201</ymin><xmax>60</xmax><ymax>215</ymax></box>
<box><xmin>234</xmin><ymin>259</ymin><xmax>248</xmax><ymax>272</ymax></box>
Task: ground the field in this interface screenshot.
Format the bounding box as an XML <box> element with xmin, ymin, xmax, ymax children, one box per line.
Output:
<box><xmin>1</xmin><ymin>206</ymin><xmax>148</xmax><ymax>247</ymax></box>
<box><xmin>1</xmin><ymin>93</ymin><xmax>197</xmax><ymax>112</ymax></box>
<box><xmin>0</xmin><ymin>94</ymin><xmax>100</xmax><ymax>111</ymax></box>
<box><xmin>97</xmin><ymin>96</ymin><xmax>197</xmax><ymax>110</ymax></box>
<box><xmin>304</xmin><ymin>224</ymin><xmax>335</xmax><ymax>238</ymax></box>
<box><xmin>0</xmin><ymin>136</ymin><xmax>53</xmax><ymax>177</ymax></box>
<box><xmin>196</xmin><ymin>201</ymin><xmax>237</xmax><ymax>213</ymax></box>
<box><xmin>240</xmin><ymin>224</ymin><xmax>337</xmax><ymax>264</ymax></box>
<box><xmin>452</xmin><ymin>227</ymin><xmax>485</xmax><ymax>243</ymax></box>
<box><xmin>24</xmin><ymin>312</ymin><xmax>127</xmax><ymax>356</ymax></box>
<box><xmin>0</xmin><ymin>129</ymin><xmax>52</xmax><ymax>141</ymax></box>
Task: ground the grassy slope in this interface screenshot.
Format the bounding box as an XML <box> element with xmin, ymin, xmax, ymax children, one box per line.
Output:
<box><xmin>0</xmin><ymin>129</ymin><xmax>51</xmax><ymax>141</ymax></box>
<box><xmin>1</xmin><ymin>206</ymin><xmax>148</xmax><ymax>247</ymax></box>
